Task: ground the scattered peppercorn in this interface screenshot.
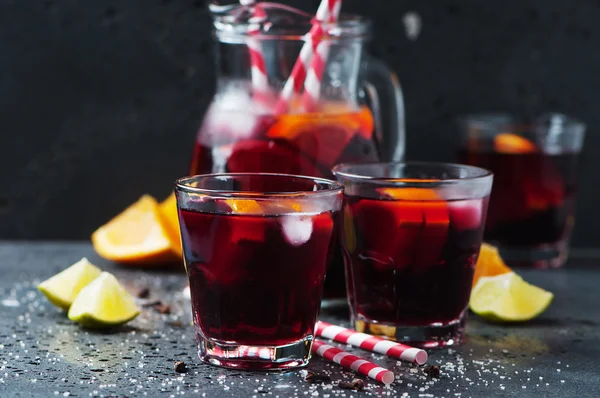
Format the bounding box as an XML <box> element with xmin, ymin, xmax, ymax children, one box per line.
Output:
<box><xmin>136</xmin><ymin>287</ymin><xmax>150</xmax><ymax>299</ymax></box>
<box><xmin>424</xmin><ymin>365</ymin><xmax>441</xmax><ymax>378</ymax></box>
<box><xmin>174</xmin><ymin>361</ymin><xmax>187</xmax><ymax>373</ymax></box>
<box><xmin>305</xmin><ymin>371</ymin><xmax>331</xmax><ymax>383</ymax></box>
<box><xmin>153</xmin><ymin>303</ymin><xmax>171</xmax><ymax>314</ymax></box>
<box><xmin>338</xmin><ymin>378</ymin><xmax>365</xmax><ymax>391</ymax></box>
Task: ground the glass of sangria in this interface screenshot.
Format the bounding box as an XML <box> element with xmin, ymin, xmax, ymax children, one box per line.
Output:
<box><xmin>333</xmin><ymin>162</ymin><xmax>493</xmax><ymax>347</ymax></box>
<box><xmin>190</xmin><ymin>3</ymin><xmax>406</xmax><ymax>298</ymax></box>
<box><xmin>175</xmin><ymin>173</ymin><xmax>343</xmax><ymax>370</ymax></box>
<box><xmin>458</xmin><ymin>113</ymin><xmax>586</xmax><ymax>268</ymax></box>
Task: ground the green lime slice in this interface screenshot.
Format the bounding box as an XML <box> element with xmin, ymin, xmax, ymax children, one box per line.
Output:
<box><xmin>470</xmin><ymin>272</ymin><xmax>553</xmax><ymax>322</ymax></box>
<box><xmin>37</xmin><ymin>258</ymin><xmax>102</xmax><ymax>310</ymax></box>
<box><xmin>68</xmin><ymin>272</ymin><xmax>140</xmax><ymax>328</ymax></box>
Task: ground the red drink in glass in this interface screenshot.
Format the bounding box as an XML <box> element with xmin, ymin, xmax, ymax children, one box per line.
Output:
<box><xmin>344</xmin><ymin>195</ymin><xmax>488</xmax><ymax>328</ymax></box>
<box><xmin>180</xmin><ymin>209</ymin><xmax>337</xmax><ymax>347</ymax></box>
<box><xmin>334</xmin><ymin>162</ymin><xmax>492</xmax><ymax>347</ymax></box>
<box><xmin>458</xmin><ymin>114</ymin><xmax>586</xmax><ymax>268</ymax></box>
<box><xmin>458</xmin><ymin>150</ymin><xmax>578</xmax><ymax>251</ymax></box>
<box><xmin>176</xmin><ymin>174</ymin><xmax>343</xmax><ymax>370</ymax></box>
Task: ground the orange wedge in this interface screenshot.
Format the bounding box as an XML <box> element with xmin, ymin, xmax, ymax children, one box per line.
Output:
<box><xmin>265</xmin><ymin>106</ymin><xmax>374</xmax><ymax>167</ymax></box>
<box><xmin>225</xmin><ymin>199</ymin><xmax>262</xmax><ymax>214</ymax></box>
<box><xmin>494</xmin><ymin>133</ymin><xmax>536</xmax><ymax>154</ymax></box>
<box><xmin>159</xmin><ymin>193</ymin><xmax>182</xmax><ymax>257</ymax></box>
<box><xmin>378</xmin><ymin>179</ymin><xmax>441</xmax><ymax>200</ymax></box>
<box><xmin>472</xmin><ymin>243</ymin><xmax>512</xmax><ymax>288</ymax></box>
<box><xmin>92</xmin><ymin>195</ymin><xmax>181</xmax><ymax>265</ymax></box>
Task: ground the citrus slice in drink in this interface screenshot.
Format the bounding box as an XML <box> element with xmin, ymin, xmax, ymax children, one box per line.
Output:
<box><xmin>378</xmin><ymin>179</ymin><xmax>441</xmax><ymax>201</ymax></box>
<box><xmin>320</xmin><ymin>104</ymin><xmax>374</xmax><ymax>140</ymax></box>
<box><xmin>470</xmin><ymin>272</ymin><xmax>553</xmax><ymax>322</ymax></box>
<box><xmin>472</xmin><ymin>243</ymin><xmax>512</xmax><ymax>288</ymax></box>
<box><xmin>37</xmin><ymin>258</ymin><xmax>102</xmax><ymax>310</ymax></box>
<box><xmin>225</xmin><ymin>199</ymin><xmax>262</xmax><ymax>214</ymax></box>
<box><xmin>494</xmin><ymin>133</ymin><xmax>536</xmax><ymax>154</ymax></box>
<box><xmin>220</xmin><ymin>199</ymin><xmax>264</xmax><ymax>242</ymax></box>
<box><xmin>92</xmin><ymin>195</ymin><xmax>181</xmax><ymax>265</ymax></box>
<box><xmin>266</xmin><ymin>106</ymin><xmax>373</xmax><ymax>167</ymax></box>
<box><xmin>68</xmin><ymin>272</ymin><xmax>140</xmax><ymax>328</ymax></box>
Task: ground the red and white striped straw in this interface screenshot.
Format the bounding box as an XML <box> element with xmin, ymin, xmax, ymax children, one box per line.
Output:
<box><xmin>241</xmin><ymin>0</ymin><xmax>270</xmax><ymax>94</ymax></box>
<box><xmin>237</xmin><ymin>346</ymin><xmax>272</xmax><ymax>359</ymax></box>
<box><xmin>302</xmin><ymin>0</ymin><xmax>342</xmax><ymax>111</ymax></box>
<box><xmin>312</xmin><ymin>340</ymin><xmax>395</xmax><ymax>385</ymax></box>
<box><xmin>275</xmin><ymin>0</ymin><xmax>342</xmax><ymax>113</ymax></box>
<box><xmin>315</xmin><ymin>321</ymin><xmax>428</xmax><ymax>365</ymax></box>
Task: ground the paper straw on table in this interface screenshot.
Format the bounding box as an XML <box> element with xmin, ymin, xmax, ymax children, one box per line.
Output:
<box><xmin>240</xmin><ymin>0</ymin><xmax>270</xmax><ymax>94</ymax></box>
<box><xmin>275</xmin><ymin>0</ymin><xmax>342</xmax><ymax>113</ymax></box>
<box><xmin>312</xmin><ymin>339</ymin><xmax>395</xmax><ymax>384</ymax></box>
<box><xmin>316</xmin><ymin>321</ymin><xmax>428</xmax><ymax>365</ymax></box>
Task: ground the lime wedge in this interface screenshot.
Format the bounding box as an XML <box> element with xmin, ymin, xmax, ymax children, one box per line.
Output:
<box><xmin>68</xmin><ymin>272</ymin><xmax>140</xmax><ymax>328</ymax></box>
<box><xmin>470</xmin><ymin>272</ymin><xmax>553</xmax><ymax>322</ymax></box>
<box><xmin>37</xmin><ymin>258</ymin><xmax>102</xmax><ymax>310</ymax></box>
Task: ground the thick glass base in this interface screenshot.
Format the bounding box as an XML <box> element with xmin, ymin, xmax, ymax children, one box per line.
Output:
<box><xmin>354</xmin><ymin>310</ymin><xmax>467</xmax><ymax>348</ymax></box>
<box><xmin>497</xmin><ymin>240</ymin><xmax>569</xmax><ymax>269</ymax></box>
<box><xmin>197</xmin><ymin>334</ymin><xmax>313</xmax><ymax>370</ymax></box>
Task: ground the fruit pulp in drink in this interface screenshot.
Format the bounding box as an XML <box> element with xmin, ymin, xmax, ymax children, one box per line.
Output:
<box><xmin>343</xmin><ymin>193</ymin><xmax>488</xmax><ymax>326</ymax></box>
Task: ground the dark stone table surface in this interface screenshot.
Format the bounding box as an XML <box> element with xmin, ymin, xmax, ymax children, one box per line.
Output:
<box><xmin>1</xmin><ymin>242</ymin><xmax>599</xmax><ymax>397</ymax></box>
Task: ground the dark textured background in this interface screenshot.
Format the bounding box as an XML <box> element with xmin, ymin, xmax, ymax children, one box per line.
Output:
<box><xmin>1</xmin><ymin>0</ymin><xmax>599</xmax><ymax>245</ymax></box>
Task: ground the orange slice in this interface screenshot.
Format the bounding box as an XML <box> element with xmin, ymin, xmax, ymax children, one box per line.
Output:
<box><xmin>494</xmin><ymin>133</ymin><xmax>536</xmax><ymax>154</ymax></box>
<box><xmin>225</xmin><ymin>199</ymin><xmax>262</xmax><ymax>214</ymax></box>
<box><xmin>266</xmin><ymin>106</ymin><xmax>374</xmax><ymax>167</ymax></box>
<box><xmin>317</xmin><ymin>104</ymin><xmax>374</xmax><ymax>140</ymax></box>
<box><xmin>92</xmin><ymin>195</ymin><xmax>181</xmax><ymax>265</ymax></box>
<box><xmin>159</xmin><ymin>193</ymin><xmax>183</xmax><ymax>257</ymax></box>
<box><xmin>472</xmin><ymin>243</ymin><xmax>512</xmax><ymax>288</ymax></box>
<box><xmin>378</xmin><ymin>179</ymin><xmax>440</xmax><ymax>200</ymax></box>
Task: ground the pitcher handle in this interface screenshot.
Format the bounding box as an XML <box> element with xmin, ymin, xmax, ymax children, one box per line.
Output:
<box><xmin>361</xmin><ymin>55</ymin><xmax>406</xmax><ymax>161</ymax></box>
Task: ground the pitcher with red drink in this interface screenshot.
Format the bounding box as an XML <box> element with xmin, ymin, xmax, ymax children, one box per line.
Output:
<box><xmin>191</xmin><ymin>2</ymin><xmax>406</xmax><ymax>297</ymax></box>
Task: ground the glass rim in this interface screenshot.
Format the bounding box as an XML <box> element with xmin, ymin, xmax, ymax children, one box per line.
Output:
<box><xmin>459</xmin><ymin>112</ymin><xmax>587</xmax><ymax>135</ymax></box>
<box><xmin>332</xmin><ymin>161</ymin><xmax>493</xmax><ymax>188</ymax></box>
<box><xmin>213</xmin><ymin>14</ymin><xmax>372</xmax><ymax>41</ymax></box>
<box><xmin>175</xmin><ymin>172</ymin><xmax>344</xmax><ymax>199</ymax></box>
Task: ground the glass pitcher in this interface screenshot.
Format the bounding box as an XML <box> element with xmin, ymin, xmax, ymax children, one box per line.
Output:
<box><xmin>190</xmin><ymin>3</ymin><xmax>405</xmax><ymax>178</ymax></box>
<box><xmin>190</xmin><ymin>3</ymin><xmax>405</xmax><ymax>297</ymax></box>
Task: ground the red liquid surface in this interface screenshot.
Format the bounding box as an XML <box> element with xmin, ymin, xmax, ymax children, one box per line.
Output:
<box><xmin>458</xmin><ymin>150</ymin><xmax>578</xmax><ymax>246</ymax></box>
<box><xmin>179</xmin><ymin>208</ymin><xmax>339</xmax><ymax>346</ymax></box>
<box><xmin>343</xmin><ymin>195</ymin><xmax>487</xmax><ymax>326</ymax></box>
<box><xmin>190</xmin><ymin>105</ymin><xmax>377</xmax><ymax>297</ymax></box>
